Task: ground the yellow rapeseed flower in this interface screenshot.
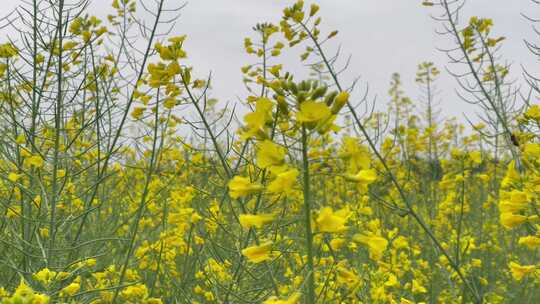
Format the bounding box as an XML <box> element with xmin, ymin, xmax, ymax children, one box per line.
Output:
<box><xmin>354</xmin><ymin>234</ymin><xmax>388</xmax><ymax>261</ymax></box>
<box><xmin>241</xmin><ymin>241</ymin><xmax>274</xmax><ymax>263</ymax></box>
<box><xmin>257</xmin><ymin>140</ymin><xmax>285</xmax><ymax>169</ymax></box>
<box><xmin>518</xmin><ymin>235</ymin><xmax>540</xmax><ymax>249</ymax></box>
<box><xmin>345</xmin><ymin>169</ymin><xmax>377</xmax><ymax>184</ymax></box>
<box><xmin>524</xmin><ymin>104</ymin><xmax>540</xmax><ymax>121</ymax></box>
<box><xmin>60</xmin><ymin>282</ymin><xmax>80</xmax><ymax>297</ymax></box>
<box><xmin>498</xmin><ymin>200</ymin><xmax>527</xmax><ymax>214</ymax></box>
<box><xmin>267</xmin><ymin>168</ymin><xmax>299</xmax><ymax>195</ymax></box>
<box><xmin>228</xmin><ymin>176</ymin><xmax>264</xmax><ymax>199</ymax></box>
<box><xmin>296</xmin><ymin>101</ymin><xmax>331</xmax><ymax>124</ymax></box>
<box><xmin>27</xmin><ymin>155</ymin><xmax>44</xmax><ymax>168</ymax></box>
<box><xmin>239</xmin><ymin>213</ymin><xmax>275</xmax><ymax>229</ymax></box>
<box><xmin>509</xmin><ymin>261</ymin><xmax>536</xmax><ymax>281</ymax></box>
<box><xmin>33</xmin><ymin>268</ymin><xmax>57</xmax><ymax>286</ymax></box>
<box><xmin>411</xmin><ymin>279</ymin><xmax>428</xmax><ymax>294</ymax></box>
<box><xmin>131</xmin><ymin>107</ymin><xmax>145</xmax><ymax>120</ymax></box>
<box><xmin>6</xmin><ymin>206</ymin><xmax>21</xmax><ymax>219</ymax></box>
<box><xmin>263</xmin><ymin>292</ymin><xmax>301</xmax><ymax>304</ymax></box>
<box><xmin>8</xmin><ymin>172</ymin><xmax>21</xmax><ymax>182</ymax></box>
<box><xmin>500</xmin><ymin>213</ymin><xmax>533</xmax><ymax>229</ymax></box>
<box><xmin>316</xmin><ymin>207</ymin><xmax>349</xmax><ymax>233</ymax></box>
<box><xmin>336</xmin><ymin>266</ymin><xmax>359</xmax><ymax>287</ymax></box>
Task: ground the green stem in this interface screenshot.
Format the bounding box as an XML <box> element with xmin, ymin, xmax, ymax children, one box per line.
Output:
<box><xmin>112</xmin><ymin>89</ymin><xmax>163</xmax><ymax>303</ymax></box>
<box><xmin>48</xmin><ymin>0</ymin><xmax>65</xmax><ymax>268</ymax></box>
<box><xmin>301</xmin><ymin>125</ymin><xmax>316</xmax><ymax>304</ymax></box>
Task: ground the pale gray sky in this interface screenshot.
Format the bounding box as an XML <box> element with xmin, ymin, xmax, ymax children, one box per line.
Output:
<box><xmin>177</xmin><ymin>0</ymin><xmax>538</xmax><ymax>120</ymax></box>
<box><xmin>2</xmin><ymin>0</ymin><xmax>538</xmax><ymax>121</ymax></box>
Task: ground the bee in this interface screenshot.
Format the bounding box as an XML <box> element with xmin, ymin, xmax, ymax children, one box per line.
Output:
<box><xmin>510</xmin><ymin>133</ymin><xmax>519</xmax><ymax>147</ymax></box>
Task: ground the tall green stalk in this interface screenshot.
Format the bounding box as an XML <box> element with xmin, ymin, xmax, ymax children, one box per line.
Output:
<box><xmin>301</xmin><ymin>125</ymin><xmax>316</xmax><ymax>304</ymax></box>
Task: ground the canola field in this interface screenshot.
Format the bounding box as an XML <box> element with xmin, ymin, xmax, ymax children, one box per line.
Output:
<box><xmin>0</xmin><ymin>0</ymin><xmax>538</xmax><ymax>303</ymax></box>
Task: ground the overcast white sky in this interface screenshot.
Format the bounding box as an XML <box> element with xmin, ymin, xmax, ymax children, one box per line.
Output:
<box><xmin>2</xmin><ymin>0</ymin><xmax>539</xmax><ymax>121</ymax></box>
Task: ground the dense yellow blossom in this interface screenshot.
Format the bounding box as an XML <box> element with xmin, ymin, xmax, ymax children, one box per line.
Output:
<box><xmin>316</xmin><ymin>207</ymin><xmax>350</xmax><ymax>233</ymax></box>
<box><xmin>239</xmin><ymin>213</ymin><xmax>275</xmax><ymax>229</ymax></box>
<box><xmin>354</xmin><ymin>234</ymin><xmax>389</xmax><ymax>261</ymax></box>
<box><xmin>296</xmin><ymin>101</ymin><xmax>331</xmax><ymax>124</ymax></box>
<box><xmin>242</xmin><ymin>242</ymin><xmax>274</xmax><ymax>263</ymax></box>
<box><xmin>228</xmin><ymin>176</ymin><xmax>264</xmax><ymax>199</ymax></box>
<box><xmin>509</xmin><ymin>262</ymin><xmax>537</xmax><ymax>281</ymax></box>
